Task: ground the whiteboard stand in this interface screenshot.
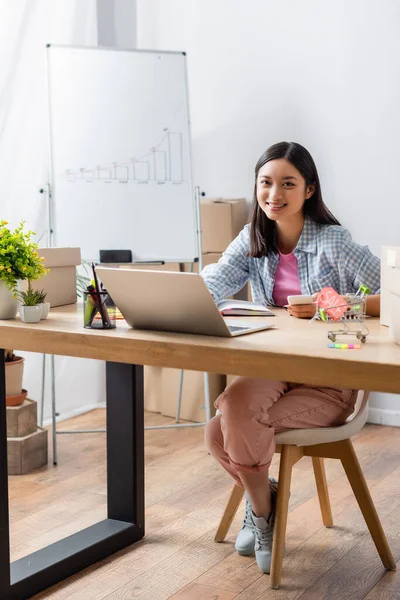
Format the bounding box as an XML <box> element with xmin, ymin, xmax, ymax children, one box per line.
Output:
<box><xmin>38</xmin><ymin>185</ymin><xmax>59</xmax><ymax>465</ymax></box>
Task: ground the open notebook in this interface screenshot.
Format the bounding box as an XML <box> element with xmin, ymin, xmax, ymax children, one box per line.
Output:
<box><xmin>217</xmin><ymin>299</ymin><xmax>274</xmax><ymax>317</ymax></box>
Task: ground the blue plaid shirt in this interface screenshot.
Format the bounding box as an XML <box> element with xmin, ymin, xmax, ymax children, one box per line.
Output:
<box><xmin>200</xmin><ymin>216</ymin><xmax>380</xmax><ymax>306</ymax></box>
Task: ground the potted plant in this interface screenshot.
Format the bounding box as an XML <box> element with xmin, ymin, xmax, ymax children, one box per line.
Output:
<box><xmin>16</xmin><ymin>284</ymin><xmax>45</xmax><ymax>323</ymax></box>
<box><xmin>5</xmin><ymin>349</ymin><xmax>27</xmax><ymax>407</ymax></box>
<box><xmin>0</xmin><ymin>220</ymin><xmax>49</xmax><ymax>319</ymax></box>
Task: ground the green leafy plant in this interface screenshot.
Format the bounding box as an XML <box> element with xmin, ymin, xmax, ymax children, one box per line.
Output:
<box><xmin>16</xmin><ymin>284</ymin><xmax>44</xmax><ymax>307</ymax></box>
<box><xmin>0</xmin><ymin>220</ymin><xmax>49</xmax><ymax>293</ymax></box>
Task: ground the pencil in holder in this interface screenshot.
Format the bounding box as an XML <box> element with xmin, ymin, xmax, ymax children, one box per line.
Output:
<box><xmin>83</xmin><ymin>291</ymin><xmax>116</xmax><ymax>329</ymax></box>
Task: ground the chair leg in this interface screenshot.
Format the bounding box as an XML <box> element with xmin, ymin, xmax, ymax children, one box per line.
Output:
<box><xmin>312</xmin><ymin>457</ymin><xmax>333</xmax><ymax>527</ymax></box>
<box><xmin>214</xmin><ymin>484</ymin><xmax>244</xmax><ymax>542</ymax></box>
<box><xmin>270</xmin><ymin>445</ymin><xmax>297</xmax><ymax>589</ymax></box>
<box><xmin>339</xmin><ymin>438</ymin><xmax>396</xmax><ymax>570</ymax></box>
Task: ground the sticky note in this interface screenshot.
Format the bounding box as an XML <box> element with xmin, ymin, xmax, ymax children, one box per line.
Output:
<box><xmin>327</xmin><ymin>343</ymin><xmax>361</xmax><ymax>349</ymax></box>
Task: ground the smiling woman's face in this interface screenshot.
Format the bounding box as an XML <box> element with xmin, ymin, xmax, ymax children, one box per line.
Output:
<box><xmin>256</xmin><ymin>158</ymin><xmax>314</xmax><ymax>222</ymax></box>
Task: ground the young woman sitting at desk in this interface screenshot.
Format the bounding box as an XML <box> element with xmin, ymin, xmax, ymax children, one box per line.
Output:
<box><xmin>200</xmin><ymin>141</ymin><xmax>380</xmax><ymax>575</ymax></box>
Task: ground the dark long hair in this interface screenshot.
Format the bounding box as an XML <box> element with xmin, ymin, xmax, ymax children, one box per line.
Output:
<box><xmin>249</xmin><ymin>142</ymin><xmax>340</xmax><ymax>257</ymax></box>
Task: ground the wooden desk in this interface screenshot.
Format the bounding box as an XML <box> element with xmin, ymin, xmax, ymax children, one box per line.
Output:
<box><xmin>1</xmin><ymin>306</ymin><xmax>399</xmax><ymax>599</ymax></box>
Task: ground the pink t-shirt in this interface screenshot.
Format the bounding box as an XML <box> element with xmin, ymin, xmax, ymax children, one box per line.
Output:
<box><xmin>272</xmin><ymin>251</ymin><xmax>302</xmax><ymax>307</ymax></box>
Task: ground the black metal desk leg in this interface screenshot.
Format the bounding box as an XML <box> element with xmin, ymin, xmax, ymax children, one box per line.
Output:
<box><xmin>0</xmin><ymin>359</ymin><xmax>145</xmax><ymax>600</ymax></box>
<box><xmin>106</xmin><ymin>362</ymin><xmax>145</xmax><ymax>532</ymax></box>
<box><xmin>0</xmin><ymin>349</ymin><xmax>11</xmax><ymax>597</ymax></box>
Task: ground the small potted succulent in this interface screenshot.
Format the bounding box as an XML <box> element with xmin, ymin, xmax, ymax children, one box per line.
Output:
<box><xmin>5</xmin><ymin>349</ymin><xmax>27</xmax><ymax>406</ymax></box>
<box><xmin>16</xmin><ymin>284</ymin><xmax>45</xmax><ymax>323</ymax></box>
<box><xmin>35</xmin><ymin>288</ymin><xmax>50</xmax><ymax>319</ymax></box>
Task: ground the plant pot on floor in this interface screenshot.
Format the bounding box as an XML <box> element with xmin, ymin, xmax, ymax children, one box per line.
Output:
<box><xmin>0</xmin><ymin>281</ymin><xmax>18</xmax><ymax>319</ymax></box>
<box><xmin>5</xmin><ymin>355</ymin><xmax>25</xmax><ymax>397</ymax></box>
<box><xmin>19</xmin><ymin>305</ymin><xmax>41</xmax><ymax>323</ymax></box>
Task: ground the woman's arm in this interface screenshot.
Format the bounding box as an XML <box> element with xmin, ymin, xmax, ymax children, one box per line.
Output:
<box><xmin>288</xmin><ymin>293</ymin><xmax>381</xmax><ymax>318</ymax></box>
<box><xmin>200</xmin><ymin>226</ymin><xmax>250</xmax><ymax>303</ymax></box>
<box><xmin>341</xmin><ymin>231</ymin><xmax>381</xmax><ymax>300</ymax></box>
<box><xmin>365</xmin><ymin>294</ymin><xmax>380</xmax><ymax>317</ymax></box>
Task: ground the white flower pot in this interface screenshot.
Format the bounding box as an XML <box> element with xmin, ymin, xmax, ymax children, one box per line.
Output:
<box><xmin>0</xmin><ymin>281</ymin><xmax>18</xmax><ymax>319</ymax></box>
<box><xmin>19</xmin><ymin>305</ymin><xmax>42</xmax><ymax>323</ymax></box>
<box><xmin>40</xmin><ymin>302</ymin><xmax>50</xmax><ymax>319</ymax></box>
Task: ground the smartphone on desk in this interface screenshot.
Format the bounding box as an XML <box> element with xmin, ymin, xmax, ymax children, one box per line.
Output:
<box><xmin>287</xmin><ymin>294</ymin><xmax>314</xmax><ymax>306</ymax></box>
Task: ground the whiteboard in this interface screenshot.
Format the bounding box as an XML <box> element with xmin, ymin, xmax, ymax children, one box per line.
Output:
<box><xmin>47</xmin><ymin>45</ymin><xmax>199</xmax><ymax>262</ymax></box>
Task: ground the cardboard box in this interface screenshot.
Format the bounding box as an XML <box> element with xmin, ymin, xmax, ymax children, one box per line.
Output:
<box><xmin>200</xmin><ymin>198</ymin><xmax>248</xmax><ymax>253</ymax></box>
<box><xmin>159</xmin><ymin>369</ymin><xmax>226</xmax><ymax>423</ymax></box>
<box><xmin>381</xmin><ymin>246</ymin><xmax>400</xmax><ymax>327</ymax></box>
<box><xmin>38</xmin><ymin>247</ymin><xmax>81</xmax><ymax>307</ymax></box>
<box><xmin>145</xmin><ymin>367</ymin><xmax>226</xmax><ymax>423</ymax></box>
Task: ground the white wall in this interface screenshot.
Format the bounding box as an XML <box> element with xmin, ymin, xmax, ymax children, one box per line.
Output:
<box><xmin>97</xmin><ymin>0</ymin><xmax>136</xmax><ymax>48</ymax></box>
<box><xmin>0</xmin><ymin>1</ymin><xmax>136</xmax><ymax>424</ymax></box>
<box><xmin>137</xmin><ymin>0</ymin><xmax>400</xmax><ymax>424</ymax></box>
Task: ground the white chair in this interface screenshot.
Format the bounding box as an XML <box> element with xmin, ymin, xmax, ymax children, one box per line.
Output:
<box><xmin>214</xmin><ymin>391</ymin><xmax>396</xmax><ymax>589</ymax></box>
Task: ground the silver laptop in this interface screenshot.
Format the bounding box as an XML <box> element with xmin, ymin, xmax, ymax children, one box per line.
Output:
<box><xmin>96</xmin><ymin>267</ymin><xmax>275</xmax><ymax>337</ymax></box>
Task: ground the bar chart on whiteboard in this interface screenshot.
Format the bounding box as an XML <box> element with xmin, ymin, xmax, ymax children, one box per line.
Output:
<box><xmin>64</xmin><ymin>129</ymin><xmax>184</xmax><ymax>184</ymax></box>
<box><xmin>47</xmin><ymin>46</ymin><xmax>198</xmax><ymax>262</ymax></box>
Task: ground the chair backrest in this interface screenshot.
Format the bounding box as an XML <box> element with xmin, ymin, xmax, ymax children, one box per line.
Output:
<box><xmin>346</xmin><ymin>390</ymin><xmax>370</xmax><ymax>423</ymax></box>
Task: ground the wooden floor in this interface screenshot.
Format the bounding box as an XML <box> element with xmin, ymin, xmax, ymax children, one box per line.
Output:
<box><xmin>8</xmin><ymin>409</ymin><xmax>400</xmax><ymax>600</ymax></box>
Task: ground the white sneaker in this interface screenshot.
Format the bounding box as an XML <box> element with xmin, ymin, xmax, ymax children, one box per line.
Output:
<box><xmin>235</xmin><ymin>494</ymin><xmax>255</xmax><ymax>555</ymax></box>
<box><xmin>252</xmin><ymin>486</ymin><xmax>277</xmax><ymax>574</ymax></box>
<box><xmin>235</xmin><ymin>477</ymin><xmax>278</xmax><ymax>557</ymax></box>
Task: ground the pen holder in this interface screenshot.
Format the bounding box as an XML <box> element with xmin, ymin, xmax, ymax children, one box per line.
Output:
<box><xmin>83</xmin><ymin>291</ymin><xmax>116</xmax><ymax>329</ymax></box>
